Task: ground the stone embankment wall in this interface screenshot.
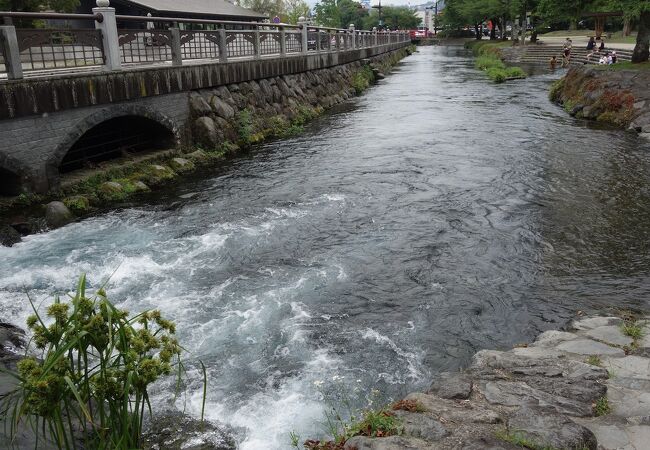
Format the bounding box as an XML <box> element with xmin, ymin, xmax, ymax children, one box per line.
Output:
<box><xmin>550</xmin><ymin>66</ymin><xmax>650</xmax><ymax>137</ymax></box>
<box><xmin>345</xmin><ymin>315</ymin><xmax>650</xmax><ymax>450</ymax></box>
<box><xmin>189</xmin><ymin>49</ymin><xmax>408</xmax><ymax>152</ymax></box>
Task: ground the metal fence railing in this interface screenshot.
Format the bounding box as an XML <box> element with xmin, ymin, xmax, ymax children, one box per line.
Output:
<box><xmin>0</xmin><ymin>4</ymin><xmax>411</xmax><ymax>80</ymax></box>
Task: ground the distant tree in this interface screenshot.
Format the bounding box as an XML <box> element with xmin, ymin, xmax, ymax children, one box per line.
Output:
<box><xmin>0</xmin><ymin>0</ymin><xmax>79</xmax><ymax>12</ymax></box>
<box><xmin>241</xmin><ymin>0</ymin><xmax>284</xmax><ymax>19</ymax></box>
<box><xmin>284</xmin><ymin>0</ymin><xmax>310</xmax><ymax>24</ymax></box>
<box><xmin>314</xmin><ymin>0</ymin><xmax>368</xmax><ymax>29</ymax></box>
<box><xmin>612</xmin><ymin>0</ymin><xmax>650</xmax><ymax>62</ymax></box>
<box><xmin>362</xmin><ymin>7</ymin><xmax>420</xmax><ymax>30</ymax></box>
<box><xmin>536</xmin><ymin>0</ymin><xmax>592</xmax><ymax>29</ymax></box>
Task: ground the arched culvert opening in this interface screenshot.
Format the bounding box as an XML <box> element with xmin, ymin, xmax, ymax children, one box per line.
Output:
<box><xmin>0</xmin><ymin>167</ymin><xmax>23</xmax><ymax>197</ymax></box>
<box><xmin>59</xmin><ymin>115</ymin><xmax>176</xmax><ymax>173</ymax></box>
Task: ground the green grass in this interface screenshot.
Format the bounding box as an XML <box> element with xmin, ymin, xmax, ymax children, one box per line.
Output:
<box><xmin>621</xmin><ymin>321</ymin><xmax>645</xmax><ymax>340</ymax></box>
<box><xmin>476</xmin><ymin>54</ymin><xmax>506</xmax><ymax>70</ymax></box>
<box><xmin>594</xmin><ymin>396</ymin><xmax>611</xmax><ymax>416</ymax></box>
<box><xmin>495</xmin><ymin>429</ymin><xmax>559</xmax><ymax>450</ymax></box>
<box><xmin>0</xmin><ymin>274</ymin><xmax>203</xmax><ymax>449</ymax></box>
<box><xmin>345</xmin><ymin>409</ymin><xmax>402</xmax><ymax>438</ymax></box>
<box><xmin>586</xmin><ymin>355</ymin><xmax>602</xmax><ymax>366</ymax></box>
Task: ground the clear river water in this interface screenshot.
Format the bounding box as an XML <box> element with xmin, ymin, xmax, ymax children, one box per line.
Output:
<box><xmin>2</xmin><ymin>45</ymin><xmax>650</xmax><ymax>449</ymax></box>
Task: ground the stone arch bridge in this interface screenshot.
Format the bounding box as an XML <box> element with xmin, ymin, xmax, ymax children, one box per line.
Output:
<box><xmin>0</xmin><ymin>9</ymin><xmax>410</xmax><ymax>194</ymax></box>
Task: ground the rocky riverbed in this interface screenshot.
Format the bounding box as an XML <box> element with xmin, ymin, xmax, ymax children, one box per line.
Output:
<box><xmin>345</xmin><ymin>315</ymin><xmax>650</xmax><ymax>450</ymax></box>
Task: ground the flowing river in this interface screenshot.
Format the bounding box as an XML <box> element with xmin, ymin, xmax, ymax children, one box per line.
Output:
<box><xmin>2</xmin><ymin>46</ymin><xmax>650</xmax><ymax>449</ymax></box>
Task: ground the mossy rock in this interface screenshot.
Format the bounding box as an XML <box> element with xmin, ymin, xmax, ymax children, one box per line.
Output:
<box><xmin>132</xmin><ymin>181</ymin><xmax>150</xmax><ymax>192</ymax></box>
<box><xmin>169</xmin><ymin>157</ymin><xmax>195</xmax><ymax>173</ymax></box>
<box><xmin>97</xmin><ymin>181</ymin><xmax>126</xmax><ymax>201</ymax></box>
<box><xmin>138</xmin><ymin>164</ymin><xmax>177</xmax><ymax>187</ymax></box>
<box><xmin>62</xmin><ymin>195</ymin><xmax>91</xmax><ymax>216</ymax></box>
<box><xmin>185</xmin><ymin>149</ymin><xmax>210</xmax><ymax>162</ymax></box>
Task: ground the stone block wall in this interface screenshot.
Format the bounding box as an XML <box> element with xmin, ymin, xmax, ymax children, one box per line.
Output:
<box><xmin>189</xmin><ymin>50</ymin><xmax>407</xmax><ymax>152</ymax></box>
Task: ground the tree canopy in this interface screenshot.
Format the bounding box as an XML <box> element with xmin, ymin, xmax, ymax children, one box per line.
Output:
<box><xmin>441</xmin><ymin>0</ymin><xmax>649</xmax><ymax>62</ymax></box>
<box><xmin>0</xmin><ymin>0</ymin><xmax>79</xmax><ymax>12</ymax></box>
<box><xmin>314</xmin><ymin>0</ymin><xmax>418</xmax><ymax>30</ymax></box>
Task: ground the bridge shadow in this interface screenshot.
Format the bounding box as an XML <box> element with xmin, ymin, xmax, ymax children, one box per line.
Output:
<box><xmin>59</xmin><ymin>115</ymin><xmax>176</xmax><ymax>174</ymax></box>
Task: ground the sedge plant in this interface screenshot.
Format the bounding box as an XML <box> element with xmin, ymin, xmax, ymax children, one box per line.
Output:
<box><xmin>0</xmin><ymin>274</ymin><xmax>197</xmax><ymax>449</ymax></box>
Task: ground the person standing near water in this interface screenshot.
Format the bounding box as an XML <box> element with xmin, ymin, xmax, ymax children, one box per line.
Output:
<box><xmin>562</xmin><ymin>38</ymin><xmax>572</xmax><ymax>67</ymax></box>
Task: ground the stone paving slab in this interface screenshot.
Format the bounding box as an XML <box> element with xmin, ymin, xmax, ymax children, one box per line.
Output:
<box><xmin>572</xmin><ymin>317</ymin><xmax>623</xmax><ymax>331</ymax></box>
<box><xmin>337</xmin><ymin>316</ymin><xmax>650</xmax><ymax>449</ymax></box>
<box><xmin>556</xmin><ymin>338</ymin><xmax>625</xmax><ymax>356</ymax></box>
<box><xmin>584</xmin><ymin>325</ymin><xmax>634</xmax><ymax>347</ymax></box>
<box><xmin>604</xmin><ymin>356</ymin><xmax>650</xmax><ymax>381</ymax></box>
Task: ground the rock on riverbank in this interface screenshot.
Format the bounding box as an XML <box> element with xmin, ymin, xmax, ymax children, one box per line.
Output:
<box><xmin>345</xmin><ymin>315</ymin><xmax>650</xmax><ymax>450</ymax></box>
<box><xmin>550</xmin><ymin>66</ymin><xmax>650</xmax><ymax>137</ymax></box>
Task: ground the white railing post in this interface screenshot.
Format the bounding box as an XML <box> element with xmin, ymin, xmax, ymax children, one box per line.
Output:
<box><xmin>0</xmin><ymin>25</ymin><xmax>23</xmax><ymax>79</ymax></box>
<box><xmin>169</xmin><ymin>27</ymin><xmax>182</xmax><ymax>66</ymax></box>
<box><xmin>348</xmin><ymin>24</ymin><xmax>355</xmax><ymax>49</ymax></box>
<box><xmin>93</xmin><ymin>0</ymin><xmax>121</xmax><ymax>71</ymax></box>
<box><xmin>254</xmin><ymin>26</ymin><xmax>261</xmax><ymax>59</ymax></box>
<box><xmin>279</xmin><ymin>26</ymin><xmax>286</xmax><ymax>57</ymax></box>
<box><xmin>218</xmin><ymin>25</ymin><xmax>228</xmax><ymax>62</ymax></box>
<box><xmin>298</xmin><ymin>18</ymin><xmax>308</xmax><ymax>55</ymax></box>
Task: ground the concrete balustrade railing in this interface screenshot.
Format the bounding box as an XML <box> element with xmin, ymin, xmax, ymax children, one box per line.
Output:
<box><xmin>0</xmin><ymin>1</ymin><xmax>410</xmax><ymax>80</ymax></box>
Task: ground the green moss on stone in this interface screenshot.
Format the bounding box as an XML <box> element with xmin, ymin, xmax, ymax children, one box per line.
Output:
<box><xmin>63</xmin><ymin>195</ymin><xmax>90</xmax><ymax>215</ymax></box>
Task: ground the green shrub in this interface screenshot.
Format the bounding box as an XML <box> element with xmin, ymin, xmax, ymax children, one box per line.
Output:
<box><xmin>505</xmin><ymin>66</ymin><xmax>527</xmax><ymax>79</ymax></box>
<box><xmin>237</xmin><ymin>108</ymin><xmax>256</xmax><ymax>144</ymax></box>
<box><xmin>0</xmin><ymin>275</ymin><xmax>200</xmax><ymax>449</ymax></box>
<box><xmin>351</xmin><ymin>66</ymin><xmax>375</xmax><ymax>95</ymax></box>
<box><xmin>486</xmin><ymin>67</ymin><xmax>507</xmax><ymax>83</ymax></box>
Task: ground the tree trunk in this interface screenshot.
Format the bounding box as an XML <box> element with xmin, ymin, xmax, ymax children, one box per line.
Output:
<box><xmin>490</xmin><ymin>18</ymin><xmax>497</xmax><ymax>40</ymax></box>
<box><xmin>632</xmin><ymin>11</ymin><xmax>650</xmax><ymax>63</ymax></box>
<box><xmin>501</xmin><ymin>16</ymin><xmax>508</xmax><ymax>40</ymax></box>
<box><xmin>623</xmin><ymin>17</ymin><xmax>631</xmax><ymax>37</ymax></box>
<box><xmin>569</xmin><ymin>20</ymin><xmax>577</xmax><ymax>31</ymax></box>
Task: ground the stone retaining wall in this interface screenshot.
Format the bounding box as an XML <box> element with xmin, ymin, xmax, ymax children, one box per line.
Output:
<box><xmin>188</xmin><ymin>50</ymin><xmax>407</xmax><ymax>152</ymax></box>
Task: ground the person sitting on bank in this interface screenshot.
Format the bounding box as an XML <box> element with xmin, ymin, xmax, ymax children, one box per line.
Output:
<box><xmin>599</xmin><ymin>53</ymin><xmax>611</xmax><ymax>65</ymax></box>
<box><xmin>587</xmin><ymin>36</ymin><xmax>596</xmax><ymax>50</ymax></box>
<box><xmin>611</xmin><ymin>51</ymin><xmax>617</xmax><ymax>64</ymax></box>
<box><xmin>549</xmin><ymin>55</ymin><xmax>558</xmax><ymax>70</ymax></box>
<box><xmin>599</xmin><ymin>39</ymin><xmax>605</xmax><ymax>52</ymax></box>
